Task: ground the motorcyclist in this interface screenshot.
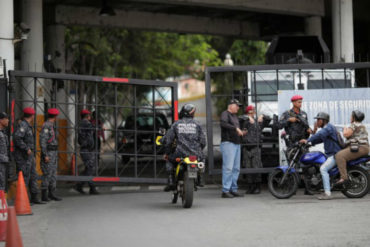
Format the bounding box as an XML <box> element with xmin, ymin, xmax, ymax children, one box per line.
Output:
<box><xmin>335</xmin><ymin>110</ymin><xmax>369</xmax><ymax>187</ymax></box>
<box><xmin>299</xmin><ymin>112</ymin><xmax>342</xmax><ymax>200</ymax></box>
<box><xmin>162</xmin><ymin>104</ymin><xmax>206</xmax><ymax>191</ymax></box>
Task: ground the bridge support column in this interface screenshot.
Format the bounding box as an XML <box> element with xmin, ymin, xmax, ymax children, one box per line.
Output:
<box><xmin>21</xmin><ymin>0</ymin><xmax>44</xmax><ymax>110</ymax></box>
<box><xmin>332</xmin><ymin>0</ymin><xmax>354</xmax><ymax>63</ymax></box>
<box><xmin>0</xmin><ymin>0</ymin><xmax>14</xmax><ymax>72</ymax></box>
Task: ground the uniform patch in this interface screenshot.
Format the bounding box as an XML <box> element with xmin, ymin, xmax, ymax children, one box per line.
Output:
<box><xmin>44</xmin><ymin>129</ymin><xmax>49</xmax><ymax>133</ymax></box>
<box><xmin>20</xmin><ymin>127</ymin><xmax>25</xmax><ymax>132</ymax></box>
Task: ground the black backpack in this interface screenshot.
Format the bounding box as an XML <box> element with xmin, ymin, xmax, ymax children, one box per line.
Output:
<box><xmin>334</xmin><ymin>129</ymin><xmax>346</xmax><ymax>149</ymax></box>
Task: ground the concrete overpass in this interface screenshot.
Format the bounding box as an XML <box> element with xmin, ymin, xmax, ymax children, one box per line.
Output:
<box><xmin>1</xmin><ymin>0</ymin><xmax>369</xmax><ymax>75</ymax></box>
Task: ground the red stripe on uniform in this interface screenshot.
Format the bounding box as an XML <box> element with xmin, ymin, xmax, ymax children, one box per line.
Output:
<box><xmin>92</xmin><ymin>177</ymin><xmax>120</xmax><ymax>182</ymax></box>
<box><xmin>102</xmin><ymin>77</ymin><xmax>129</xmax><ymax>83</ymax></box>
<box><xmin>174</xmin><ymin>100</ymin><xmax>178</xmax><ymax>121</ymax></box>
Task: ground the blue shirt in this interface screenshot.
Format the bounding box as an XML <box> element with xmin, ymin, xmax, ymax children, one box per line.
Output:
<box><xmin>307</xmin><ymin>123</ymin><xmax>342</xmax><ymax>157</ymax></box>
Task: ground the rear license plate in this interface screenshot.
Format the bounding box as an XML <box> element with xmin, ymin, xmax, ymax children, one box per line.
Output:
<box><xmin>188</xmin><ymin>171</ymin><xmax>197</xmax><ymax>178</ymax></box>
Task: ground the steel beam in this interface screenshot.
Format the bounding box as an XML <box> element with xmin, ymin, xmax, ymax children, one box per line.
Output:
<box><xmin>55</xmin><ymin>5</ymin><xmax>259</xmax><ymax>38</ymax></box>
<box><xmin>127</xmin><ymin>0</ymin><xmax>325</xmax><ymax>17</ymax></box>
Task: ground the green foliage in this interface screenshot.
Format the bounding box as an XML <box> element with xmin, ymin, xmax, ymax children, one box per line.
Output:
<box><xmin>212</xmin><ymin>40</ymin><xmax>268</xmax><ymax>115</ymax></box>
<box><xmin>65</xmin><ymin>27</ymin><xmax>222</xmax><ymax>80</ymax></box>
<box><xmin>65</xmin><ymin>27</ymin><xmax>267</xmax><ymax>117</ymax></box>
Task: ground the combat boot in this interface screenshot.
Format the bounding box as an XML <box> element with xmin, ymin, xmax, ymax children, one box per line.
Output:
<box><xmin>164</xmin><ymin>173</ymin><xmax>175</xmax><ymax>192</ymax></box>
<box><xmin>197</xmin><ymin>174</ymin><xmax>205</xmax><ymax>187</ymax></box>
<box><xmin>73</xmin><ymin>183</ymin><xmax>86</xmax><ymax>194</ymax></box>
<box><xmin>42</xmin><ymin>189</ymin><xmax>51</xmax><ymax>202</ymax></box>
<box><xmin>89</xmin><ymin>185</ymin><xmax>99</xmax><ymax>195</ymax></box>
<box><xmin>31</xmin><ymin>193</ymin><xmax>46</xmax><ymax>204</ymax></box>
<box><xmin>49</xmin><ymin>189</ymin><xmax>62</xmax><ymax>201</ymax></box>
<box><xmin>252</xmin><ymin>183</ymin><xmax>261</xmax><ymax>194</ymax></box>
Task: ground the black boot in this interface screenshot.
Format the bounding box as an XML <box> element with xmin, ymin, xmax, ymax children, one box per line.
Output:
<box><xmin>49</xmin><ymin>189</ymin><xmax>62</xmax><ymax>201</ymax></box>
<box><xmin>42</xmin><ymin>189</ymin><xmax>51</xmax><ymax>202</ymax></box>
<box><xmin>74</xmin><ymin>183</ymin><xmax>86</xmax><ymax>194</ymax></box>
<box><xmin>197</xmin><ymin>174</ymin><xmax>205</xmax><ymax>187</ymax></box>
<box><xmin>252</xmin><ymin>183</ymin><xmax>261</xmax><ymax>194</ymax></box>
<box><xmin>31</xmin><ymin>193</ymin><xmax>46</xmax><ymax>204</ymax></box>
<box><xmin>89</xmin><ymin>185</ymin><xmax>99</xmax><ymax>195</ymax></box>
<box><xmin>164</xmin><ymin>173</ymin><xmax>175</xmax><ymax>192</ymax></box>
<box><xmin>245</xmin><ymin>183</ymin><xmax>255</xmax><ymax>194</ymax></box>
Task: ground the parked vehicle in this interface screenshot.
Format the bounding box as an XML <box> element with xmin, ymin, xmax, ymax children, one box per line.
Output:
<box><xmin>117</xmin><ymin>113</ymin><xmax>170</xmax><ymax>163</ymax></box>
<box><xmin>268</xmin><ymin>141</ymin><xmax>370</xmax><ymax>199</ymax></box>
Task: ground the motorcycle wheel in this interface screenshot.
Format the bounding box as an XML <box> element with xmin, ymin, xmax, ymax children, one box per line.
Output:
<box><xmin>172</xmin><ymin>192</ymin><xmax>178</xmax><ymax>204</ymax></box>
<box><xmin>342</xmin><ymin>166</ymin><xmax>370</xmax><ymax>198</ymax></box>
<box><xmin>268</xmin><ymin>169</ymin><xmax>298</xmax><ymax>199</ymax></box>
<box><xmin>182</xmin><ymin>172</ymin><xmax>194</xmax><ymax>208</ymax></box>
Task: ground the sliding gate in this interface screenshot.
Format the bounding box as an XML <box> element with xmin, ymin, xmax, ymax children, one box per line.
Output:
<box><xmin>8</xmin><ymin>71</ymin><xmax>178</xmax><ymax>184</ymax></box>
<box><xmin>205</xmin><ymin>62</ymin><xmax>370</xmax><ymax>175</ymax></box>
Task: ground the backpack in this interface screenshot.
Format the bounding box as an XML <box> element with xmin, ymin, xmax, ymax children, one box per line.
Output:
<box><xmin>335</xmin><ymin>129</ymin><xmax>346</xmax><ymax>149</ymax></box>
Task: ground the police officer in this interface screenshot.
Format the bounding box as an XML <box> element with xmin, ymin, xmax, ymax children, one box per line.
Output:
<box><xmin>279</xmin><ymin>95</ymin><xmax>312</xmax><ymax>149</ymax></box>
<box><xmin>74</xmin><ymin>109</ymin><xmax>99</xmax><ymax>195</ymax></box>
<box><xmin>163</xmin><ymin>104</ymin><xmax>206</xmax><ymax>191</ymax></box>
<box><xmin>0</xmin><ymin>112</ymin><xmax>9</xmax><ymax>191</ymax></box>
<box><xmin>240</xmin><ymin>105</ymin><xmax>267</xmax><ymax>194</ymax></box>
<box><xmin>40</xmin><ymin>108</ymin><xmax>62</xmax><ymax>202</ymax></box>
<box><xmin>14</xmin><ymin>107</ymin><xmax>45</xmax><ymax>204</ymax></box>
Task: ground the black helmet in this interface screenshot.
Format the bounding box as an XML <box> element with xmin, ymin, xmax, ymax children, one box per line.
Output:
<box><xmin>314</xmin><ymin>112</ymin><xmax>330</xmax><ymax>122</ymax></box>
<box><xmin>179</xmin><ymin>104</ymin><xmax>196</xmax><ymax>118</ymax></box>
<box><xmin>352</xmin><ymin>110</ymin><xmax>365</xmax><ymax>122</ymax></box>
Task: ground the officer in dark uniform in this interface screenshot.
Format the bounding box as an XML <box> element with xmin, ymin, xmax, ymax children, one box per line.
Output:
<box><xmin>40</xmin><ymin>108</ymin><xmax>62</xmax><ymax>202</ymax></box>
<box><xmin>14</xmin><ymin>107</ymin><xmax>45</xmax><ymax>204</ymax></box>
<box><xmin>74</xmin><ymin>109</ymin><xmax>99</xmax><ymax>195</ymax></box>
<box><xmin>240</xmin><ymin>105</ymin><xmax>268</xmax><ymax>194</ymax></box>
<box><xmin>0</xmin><ymin>112</ymin><xmax>9</xmax><ymax>191</ymax></box>
<box><xmin>279</xmin><ymin>95</ymin><xmax>312</xmax><ymax>149</ymax></box>
<box><xmin>162</xmin><ymin>104</ymin><xmax>206</xmax><ymax>191</ymax></box>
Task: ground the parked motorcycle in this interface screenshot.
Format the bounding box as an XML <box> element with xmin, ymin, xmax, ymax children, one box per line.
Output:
<box><xmin>268</xmin><ymin>142</ymin><xmax>370</xmax><ymax>199</ymax></box>
<box><xmin>156</xmin><ymin>130</ymin><xmax>205</xmax><ymax>208</ymax></box>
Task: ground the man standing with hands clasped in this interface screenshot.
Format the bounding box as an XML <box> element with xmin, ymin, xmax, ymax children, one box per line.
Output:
<box><xmin>220</xmin><ymin>99</ymin><xmax>246</xmax><ymax>198</ymax></box>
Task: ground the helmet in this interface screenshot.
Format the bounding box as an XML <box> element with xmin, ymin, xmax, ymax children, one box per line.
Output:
<box><xmin>179</xmin><ymin>104</ymin><xmax>196</xmax><ymax>118</ymax></box>
<box><xmin>352</xmin><ymin>110</ymin><xmax>365</xmax><ymax>122</ymax></box>
<box><xmin>314</xmin><ymin>112</ymin><xmax>330</xmax><ymax>122</ymax></box>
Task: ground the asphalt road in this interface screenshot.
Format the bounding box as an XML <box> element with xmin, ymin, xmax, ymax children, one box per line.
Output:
<box><xmin>11</xmin><ymin>187</ymin><xmax>370</xmax><ymax>247</ymax></box>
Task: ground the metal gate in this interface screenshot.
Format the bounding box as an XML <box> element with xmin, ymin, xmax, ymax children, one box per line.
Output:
<box><xmin>8</xmin><ymin>70</ymin><xmax>178</xmax><ymax>184</ymax></box>
<box><xmin>205</xmin><ymin>62</ymin><xmax>370</xmax><ymax>175</ymax></box>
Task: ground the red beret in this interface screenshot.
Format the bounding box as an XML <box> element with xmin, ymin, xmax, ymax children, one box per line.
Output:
<box><xmin>48</xmin><ymin>108</ymin><xmax>59</xmax><ymax>116</ymax></box>
<box><xmin>80</xmin><ymin>109</ymin><xmax>91</xmax><ymax>115</ymax></box>
<box><xmin>291</xmin><ymin>95</ymin><xmax>303</xmax><ymax>102</ymax></box>
<box><xmin>23</xmin><ymin>107</ymin><xmax>35</xmax><ymax>115</ymax></box>
<box><xmin>245</xmin><ymin>105</ymin><xmax>255</xmax><ymax>113</ymax></box>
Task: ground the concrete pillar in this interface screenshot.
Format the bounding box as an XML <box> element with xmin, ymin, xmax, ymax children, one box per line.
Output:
<box><xmin>46</xmin><ymin>25</ymin><xmax>67</xmax><ymax>118</ymax></box>
<box><xmin>21</xmin><ymin>0</ymin><xmax>44</xmax><ymax>110</ymax></box>
<box><xmin>46</xmin><ymin>25</ymin><xmax>66</xmax><ymax>73</ymax></box>
<box><xmin>0</xmin><ymin>0</ymin><xmax>14</xmax><ymax>71</ymax></box>
<box><xmin>305</xmin><ymin>16</ymin><xmax>322</xmax><ymax>37</ymax></box>
<box><xmin>332</xmin><ymin>0</ymin><xmax>354</xmax><ymax>63</ymax></box>
<box><xmin>46</xmin><ymin>24</ymin><xmax>71</xmax><ymax>170</ymax></box>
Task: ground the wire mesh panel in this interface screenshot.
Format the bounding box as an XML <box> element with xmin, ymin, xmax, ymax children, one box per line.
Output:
<box><xmin>205</xmin><ymin>62</ymin><xmax>370</xmax><ymax>175</ymax></box>
<box><xmin>8</xmin><ymin>71</ymin><xmax>177</xmax><ymax>184</ymax></box>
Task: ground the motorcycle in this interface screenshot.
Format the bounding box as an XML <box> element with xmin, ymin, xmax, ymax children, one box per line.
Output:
<box><xmin>156</xmin><ymin>130</ymin><xmax>205</xmax><ymax>208</ymax></box>
<box><xmin>268</xmin><ymin>141</ymin><xmax>370</xmax><ymax>199</ymax></box>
